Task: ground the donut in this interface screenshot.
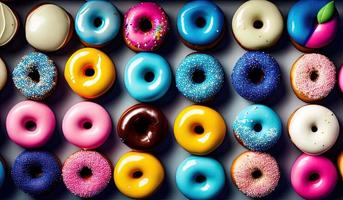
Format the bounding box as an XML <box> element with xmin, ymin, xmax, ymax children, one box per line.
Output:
<box><xmin>233</xmin><ymin>104</ymin><xmax>282</xmax><ymax>151</ymax></box>
<box><xmin>0</xmin><ymin>58</ymin><xmax>8</xmax><ymax>91</ymax></box>
<box><xmin>0</xmin><ymin>157</ymin><xmax>5</xmax><ymax>187</ymax></box>
<box><xmin>124</xmin><ymin>52</ymin><xmax>172</xmax><ymax>102</ymax></box>
<box><xmin>114</xmin><ymin>151</ymin><xmax>164</xmax><ymax>199</ymax></box>
<box><xmin>64</xmin><ymin>48</ymin><xmax>116</xmax><ymax>99</ymax></box>
<box><xmin>6</xmin><ymin>101</ymin><xmax>56</xmax><ymax>148</ymax></box>
<box><xmin>290</xmin><ymin>54</ymin><xmax>336</xmax><ymax>102</ymax></box>
<box><xmin>123</xmin><ymin>2</ymin><xmax>169</xmax><ymax>52</ymax></box>
<box><xmin>11</xmin><ymin>151</ymin><xmax>61</xmax><ymax>195</ymax></box>
<box><xmin>339</xmin><ymin>65</ymin><xmax>343</xmax><ymax>94</ymax></box>
<box><xmin>231</xmin><ymin>51</ymin><xmax>281</xmax><ymax>102</ymax></box>
<box><xmin>338</xmin><ymin>151</ymin><xmax>343</xmax><ymax>178</ymax></box>
<box><xmin>231</xmin><ymin>151</ymin><xmax>280</xmax><ymax>198</ymax></box>
<box><xmin>176</xmin><ymin>53</ymin><xmax>224</xmax><ymax>103</ymax></box>
<box><xmin>288</xmin><ymin>104</ymin><xmax>339</xmax><ymax>155</ymax></box>
<box><xmin>174</xmin><ymin>105</ymin><xmax>226</xmax><ymax>155</ymax></box>
<box><xmin>287</xmin><ymin>0</ymin><xmax>339</xmax><ymax>52</ymax></box>
<box><xmin>291</xmin><ymin>154</ymin><xmax>337</xmax><ymax>199</ymax></box>
<box><xmin>62</xmin><ymin>102</ymin><xmax>112</xmax><ymax>149</ymax></box>
<box><xmin>62</xmin><ymin>150</ymin><xmax>112</xmax><ymax>198</ymax></box>
<box><xmin>232</xmin><ymin>0</ymin><xmax>283</xmax><ymax>50</ymax></box>
<box><xmin>176</xmin><ymin>156</ymin><xmax>225</xmax><ymax>200</ymax></box>
<box><xmin>176</xmin><ymin>0</ymin><xmax>225</xmax><ymax>50</ymax></box>
<box><xmin>13</xmin><ymin>52</ymin><xmax>57</xmax><ymax>100</ymax></box>
<box><xmin>25</xmin><ymin>4</ymin><xmax>73</xmax><ymax>52</ymax></box>
<box><xmin>117</xmin><ymin>103</ymin><xmax>168</xmax><ymax>150</ymax></box>
<box><xmin>0</xmin><ymin>2</ymin><xmax>19</xmax><ymax>46</ymax></box>
<box><xmin>75</xmin><ymin>0</ymin><xmax>121</xmax><ymax>47</ymax></box>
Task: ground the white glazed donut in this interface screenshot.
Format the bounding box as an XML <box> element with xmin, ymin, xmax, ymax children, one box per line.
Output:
<box><xmin>232</xmin><ymin>0</ymin><xmax>283</xmax><ymax>50</ymax></box>
<box><xmin>288</xmin><ymin>104</ymin><xmax>339</xmax><ymax>155</ymax></box>
<box><xmin>0</xmin><ymin>2</ymin><xmax>19</xmax><ymax>46</ymax></box>
<box><xmin>0</xmin><ymin>58</ymin><xmax>7</xmax><ymax>91</ymax></box>
<box><xmin>25</xmin><ymin>4</ymin><xmax>72</xmax><ymax>52</ymax></box>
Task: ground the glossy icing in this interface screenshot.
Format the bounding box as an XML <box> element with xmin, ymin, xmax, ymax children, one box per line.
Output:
<box><xmin>0</xmin><ymin>2</ymin><xmax>18</xmax><ymax>46</ymax></box>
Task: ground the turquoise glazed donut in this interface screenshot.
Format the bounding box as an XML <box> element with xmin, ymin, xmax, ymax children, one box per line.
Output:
<box><xmin>0</xmin><ymin>158</ymin><xmax>5</xmax><ymax>187</ymax></box>
<box><xmin>75</xmin><ymin>0</ymin><xmax>121</xmax><ymax>47</ymax></box>
<box><xmin>176</xmin><ymin>53</ymin><xmax>224</xmax><ymax>103</ymax></box>
<box><xmin>176</xmin><ymin>156</ymin><xmax>225</xmax><ymax>200</ymax></box>
<box><xmin>233</xmin><ymin>104</ymin><xmax>282</xmax><ymax>151</ymax></box>
<box><xmin>177</xmin><ymin>0</ymin><xmax>225</xmax><ymax>50</ymax></box>
<box><xmin>124</xmin><ymin>53</ymin><xmax>172</xmax><ymax>102</ymax></box>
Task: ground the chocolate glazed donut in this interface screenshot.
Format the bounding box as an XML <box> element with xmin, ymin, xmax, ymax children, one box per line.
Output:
<box><xmin>117</xmin><ymin>104</ymin><xmax>168</xmax><ymax>150</ymax></box>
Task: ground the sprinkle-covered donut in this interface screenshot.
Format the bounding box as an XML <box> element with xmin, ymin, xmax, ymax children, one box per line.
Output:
<box><xmin>124</xmin><ymin>53</ymin><xmax>172</xmax><ymax>102</ymax></box>
<box><xmin>290</xmin><ymin>54</ymin><xmax>336</xmax><ymax>102</ymax></box>
<box><xmin>176</xmin><ymin>53</ymin><xmax>224</xmax><ymax>103</ymax></box>
<box><xmin>25</xmin><ymin>4</ymin><xmax>73</xmax><ymax>52</ymax></box>
<box><xmin>11</xmin><ymin>151</ymin><xmax>61</xmax><ymax>195</ymax></box>
<box><xmin>114</xmin><ymin>151</ymin><xmax>164</xmax><ymax>199</ymax></box>
<box><xmin>287</xmin><ymin>0</ymin><xmax>339</xmax><ymax>51</ymax></box>
<box><xmin>291</xmin><ymin>154</ymin><xmax>337</xmax><ymax>199</ymax></box>
<box><xmin>176</xmin><ymin>156</ymin><xmax>225</xmax><ymax>200</ymax></box>
<box><xmin>0</xmin><ymin>157</ymin><xmax>5</xmax><ymax>188</ymax></box>
<box><xmin>62</xmin><ymin>151</ymin><xmax>112</xmax><ymax>198</ymax></box>
<box><xmin>123</xmin><ymin>2</ymin><xmax>169</xmax><ymax>52</ymax></box>
<box><xmin>231</xmin><ymin>151</ymin><xmax>280</xmax><ymax>198</ymax></box>
<box><xmin>62</xmin><ymin>102</ymin><xmax>112</xmax><ymax>149</ymax></box>
<box><xmin>174</xmin><ymin>105</ymin><xmax>226</xmax><ymax>155</ymax></box>
<box><xmin>6</xmin><ymin>101</ymin><xmax>56</xmax><ymax>148</ymax></box>
<box><xmin>64</xmin><ymin>48</ymin><xmax>116</xmax><ymax>99</ymax></box>
<box><xmin>177</xmin><ymin>0</ymin><xmax>225</xmax><ymax>50</ymax></box>
<box><xmin>13</xmin><ymin>52</ymin><xmax>57</xmax><ymax>100</ymax></box>
<box><xmin>117</xmin><ymin>103</ymin><xmax>168</xmax><ymax>150</ymax></box>
<box><xmin>233</xmin><ymin>104</ymin><xmax>282</xmax><ymax>151</ymax></box>
<box><xmin>0</xmin><ymin>58</ymin><xmax>8</xmax><ymax>91</ymax></box>
<box><xmin>232</xmin><ymin>0</ymin><xmax>283</xmax><ymax>50</ymax></box>
<box><xmin>0</xmin><ymin>2</ymin><xmax>19</xmax><ymax>46</ymax></box>
<box><xmin>288</xmin><ymin>104</ymin><xmax>339</xmax><ymax>155</ymax></box>
<box><xmin>231</xmin><ymin>51</ymin><xmax>281</xmax><ymax>102</ymax></box>
<box><xmin>75</xmin><ymin>0</ymin><xmax>121</xmax><ymax>47</ymax></box>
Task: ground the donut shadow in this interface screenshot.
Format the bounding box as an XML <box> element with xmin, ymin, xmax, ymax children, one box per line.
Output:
<box><xmin>268</xmin><ymin>125</ymin><xmax>292</xmax><ymax>160</ymax></box>
<box><xmin>91</xmin><ymin>179</ymin><xmax>119</xmax><ymax>200</ymax></box>
<box><xmin>151</xmin><ymin>121</ymin><xmax>177</xmax><ymax>158</ymax></box>
<box><xmin>208</xmin><ymin>129</ymin><xmax>233</xmax><ymax>160</ymax></box>
<box><xmin>204</xmin><ymin>74</ymin><xmax>232</xmax><ymax>110</ymax></box>
<box><xmin>264</xmin><ymin>22</ymin><xmax>292</xmax><ymax>54</ymax></box>
<box><xmin>31</xmin><ymin>182</ymin><xmax>69</xmax><ymax>200</ymax></box>
<box><xmin>97</xmin><ymin>124</ymin><xmax>119</xmax><ymax>157</ymax></box>
<box><xmin>93</xmin><ymin>76</ymin><xmax>123</xmax><ymax>106</ymax></box>
<box><xmin>156</xmin><ymin>14</ymin><xmax>180</xmax><ymax>59</ymax></box>
<box><xmin>320</xmin><ymin>19</ymin><xmax>343</xmax><ymax>61</ymax></box>
<box><xmin>320</xmin><ymin>85</ymin><xmax>341</xmax><ymax>108</ymax></box>
<box><xmin>40</xmin><ymin>125</ymin><xmax>67</xmax><ymax>153</ymax></box>
<box><xmin>151</xmin><ymin>77</ymin><xmax>179</xmax><ymax>107</ymax></box>
<box><xmin>0</xmin><ymin>163</ymin><xmax>17</xmax><ymax>199</ymax></box>
<box><xmin>259</xmin><ymin>71</ymin><xmax>288</xmax><ymax>108</ymax></box>
<box><xmin>145</xmin><ymin>170</ymin><xmax>173</xmax><ymax>200</ymax></box>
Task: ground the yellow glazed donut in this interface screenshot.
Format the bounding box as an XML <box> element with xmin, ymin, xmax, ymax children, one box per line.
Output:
<box><xmin>174</xmin><ymin>105</ymin><xmax>226</xmax><ymax>155</ymax></box>
<box><xmin>64</xmin><ymin>48</ymin><xmax>116</xmax><ymax>99</ymax></box>
<box><xmin>338</xmin><ymin>151</ymin><xmax>343</xmax><ymax>178</ymax></box>
<box><xmin>114</xmin><ymin>151</ymin><xmax>164</xmax><ymax>199</ymax></box>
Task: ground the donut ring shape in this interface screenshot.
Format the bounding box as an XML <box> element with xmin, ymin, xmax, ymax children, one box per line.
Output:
<box><xmin>0</xmin><ymin>2</ymin><xmax>19</xmax><ymax>46</ymax></box>
<box><xmin>0</xmin><ymin>58</ymin><xmax>8</xmax><ymax>91</ymax></box>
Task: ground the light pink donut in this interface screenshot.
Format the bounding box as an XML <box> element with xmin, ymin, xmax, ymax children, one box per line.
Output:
<box><xmin>6</xmin><ymin>100</ymin><xmax>55</xmax><ymax>148</ymax></box>
<box><xmin>291</xmin><ymin>154</ymin><xmax>337</xmax><ymax>199</ymax></box>
<box><xmin>338</xmin><ymin>65</ymin><xmax>343</xmax><ymax>93</ymax></box>
<box><xmin>62</xmin><ymin>151</ymin><xmax>112</xmax><ymax>198</ymax></box>
<box><xmin>62</xmin><ymin>102</ymin><xmax>112</xmax><ymax>149</ymax></box>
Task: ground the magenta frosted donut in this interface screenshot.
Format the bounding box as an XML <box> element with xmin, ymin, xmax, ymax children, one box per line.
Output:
<box><xmin>62</xmin><ymin>151</ymin><xmax>112</xmax><ymax>198</ymax></box>
<box><xmin>290</xmin><ymin>54</ymin><xmax>336</xmax><ymax>102</ymax></box>
<box><xmin>6</xmin><ymin>100</ymin><xmax>56</xmax><ymax>148</ymax></box>
<box><xmin>123</xmin><ymin>2</ymin><xmax>169</xmax><ymax>51</ymax></box>
<box><xmin>291</xmin><ymin>154</ymin><xmax>337</xmax><ymax>199</ymax></box>
<box><xmin>231</xmin><ymin>151</ymin><xmax>280</xmax><ymax>198</ymax></box>
<box><xmin>339</xmin><ymin>65</ymin><xmax>343</xmax><ymax>93</ymax></box>
<box><xmin>62</xmin><ymin>102</ymin><xmax>112</xmax><ymax>149</ymax></box>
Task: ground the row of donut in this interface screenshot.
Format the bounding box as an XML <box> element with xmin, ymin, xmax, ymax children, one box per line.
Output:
<box><xmin>0</xmin><ymin>0</ymin><xmax>338</xmax><ymax>52</ymax></box>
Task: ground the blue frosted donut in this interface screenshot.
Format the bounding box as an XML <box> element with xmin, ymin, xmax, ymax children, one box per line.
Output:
<box><xmin>11</xmin><ymin>151</ymin><xmax>61</xmax><ymax>195</ymax></box>
<box><xmin>75</xmin><ymin>0</ymin><xmax>121</xmax><ymax>47</ymax></box>
<box><xmin>124</xmin><ymin>52</ymin><xmax>172</xmax><ymax>102</ymax></box>
<box><xmin>176</xmin><ymin>53</ymin><xmax>224</xmax><ymax>103</ymax></box>
<box><xmin>13</xmin><ymin>52</ymin><xmax>57</xmax><ymax>100</ymax></box>
<box><xmin>177</xmin><ymin>0</ymin><xmax>224</xmax><ymax>50</ymax></box>
<box><xmin>176</xmin><ymin>156</ymin><xmax>225</xmax><ymax>200</ymax></box>
<box><xmin>0</xmin><ymin>158</ymin><xmax>5</xmax><ymax>187</ymax></box>
<box><xmin>232</xmin><ymin>104</ymin><xmax>282</xmax><ymax>151</ymax></box>
<box><xmin>231</xmin><ymin>52</ymin><xmax>281</xmax><ymax>102</ymax></box>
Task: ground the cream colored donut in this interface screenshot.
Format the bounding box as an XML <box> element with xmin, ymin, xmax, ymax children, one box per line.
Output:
<box><xmin>232</xmin><ymin>0</ymin><xmax>283</xmax><ymax>50</ymax></box>
<box><xmin>0</xmin><ymin>2</ymin><xmax>19</xmax><ymax>46</ymax></box>
<box><xmin>0</xmin><ymin>58</ymin><xmax>7</xmax><ymax>91</ymax></box>
<box><xmin>288</xmin><ymin>105</ymin><xmax>339</xmax><ymax>155</ymax></box>
<box><xmin>25</xmin><ymin>4</ymin><xmax>72</xmax><ymax>52</ymax></box>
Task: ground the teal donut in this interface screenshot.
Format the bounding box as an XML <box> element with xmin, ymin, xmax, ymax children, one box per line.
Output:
<box><xmin>0</xmin><ymin>158</ymin><xmax>5</xmax><ymax>187</ymax></box>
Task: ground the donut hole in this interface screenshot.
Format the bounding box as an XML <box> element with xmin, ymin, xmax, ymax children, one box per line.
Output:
<box><xmin>28</xmin><ymin>67</ymin><xmax>40</xmax><ymax>83</ymax></box>
<box><xmin>251</xmin><ymin>169</ymin><xmax>262</xmax><ymax>179</ymax></box>
<box><xmin>139</xmin><ymin>17</ymin><xmax>152</xmax><ymax>32</ymax></box>
<box><xmin>93</xmin><ymin>17</ymin><xmax>103</xmax><ymax>28</ymax></box>
<box><xmin>195</xmin><ymin>174</ymin><xmax>206</xmax><ymax>183</ymax></box>
<box><xmin>193</xmin><ymin>125</ymin><xmax>204</xmax><ymax>134</ymax></box>
<box><xmin>84</xmin><ymin>67</ymin><xmax>95</xmax><ymax>77</ymax></box>
<box><xmin>309</xmin><ymin>173</ymin><xmax>320</xmax><ymax>182</ymax></box>
<box><xmin>28</xmin><ymin>165</ymin><xmax>43</xmax><ymax>178</ymax></box>
<box><xmin>133</xmin><ymin>118</ymin><xmax>150</xmax><ymax>135</ymax></box>
<box><xmin>132</xmin><ymin>170</ymin><xmax>143</xmax><ymax>179</ymax></box>
<box><xmin>253</xmin><ymin>20</ymin><xmax>263</xmax><ymax>29</ymax></box>
<box><xmin>248</xmin><ymin>68</ymin><xmax>264</xmax><ymax>84</ymax></box>
<box><xmin>144</xmin><ymin>71</ymin><xmax>155</xmax><ymax>82</ymax></box>
<box><xmin>83</xmin><ymin>121</ymin><xmax>93</xmax><ymax>130</ymax></box>
<box><xmin>192</xmin><ymin>69</ymin><xmax>206</xmax><ymax>84</ymax></box>
<box><xmin>79</xmin><ymin>167</ymin><xmax>93</xmax><ymax>179</ymax></box>
<box><xmin>195</xmin><ymin>17</ymin><xmax>206</xmax><ymax>28</ymax></box>
<box><xmin>25</xmin><ymin>120</ymin><xmax>37</xmax><ymax>132</ymax></box>
<box><xmin>311</xmin><ymin>125</ymin><xmax>318</xmax><ymax>133</ymax></box>
<box><xmin>253</xmin><ymin>123</ymin><xmax>262</xmax><ymax>132</ymax></box>
<box><xmin>309</xmin><ymin>70</ymin><xmax>319</xmax><ymax>82</ymax></box>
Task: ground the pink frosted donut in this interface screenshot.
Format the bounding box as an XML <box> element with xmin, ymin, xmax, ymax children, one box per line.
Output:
<box><xmin>338</xmin><ymin>65</ymin><xmax>343</xmax><ymax>93</ymax></box>
<box><xmin>231</xmin><ymin>151</ymin><xmax>280</xmax><ymax>198</ymax></box>
<box><xmin>291</xmin><ymin>154</ymin><xmax>337</xmax><ymax>199</ymax></box>
<box><xmin>6</xmin><ymin>100</ymin><xmax>55</xmax><ymax>148</ymax></box>
<box><xmin>123</xmin><ymin>2</ymin><xmax>169</xmax><ymax>51</ymax></box>
<box><xmin>62</xmin><ymin>151</ymin><xmax>112</xmax><ymax>198</ymax></box>
<box><xmin>290</xmin><ymin>53</ymin><xmax>336</xmax><ymax>102</ymax></box>
<box><xmin>62</xmin><ymin>102</ymin><xmax>112</xmax><ymax>149</ymax></box>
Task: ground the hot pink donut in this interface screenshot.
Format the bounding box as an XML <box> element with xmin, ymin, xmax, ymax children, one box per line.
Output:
<box><xmin>6</xmin><ymin>100</ymin><xmax>55</xmax><ymax>148</ymax></box>
<box><xmin>123</xmin><ymin>2</ymin><xmax>169</xmax><ymax>51</ymax></box>
<box><xmin>291</xmin><ymin>154</ymin><xmax>337</xmax><ymax>199</ymax></box>
<box><xmin>62</xmin><ymin>151</ymin><xmax>112</xmax><ymax>198</ymax></box>
<box><xmin>62</xmin><ymin>102</ymin><xmax>112</xmax><ymax>149</ymax></box>
<box><xmin>338</xmin><ymin>65</ymin><xmax>343</xmax><ymax>93</ymax></box>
